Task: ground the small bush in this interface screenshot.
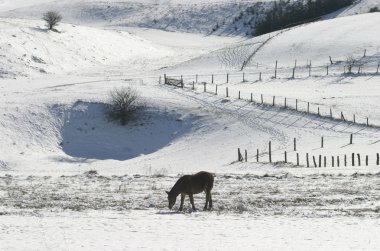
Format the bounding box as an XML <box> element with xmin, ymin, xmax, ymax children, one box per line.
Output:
<box><xmin>42</xmin><ymin>11</ymin><xmax>62</xmax><ymax>31</ymax></box>
<box><xmin>106</xmin><ymin>86</ymin><xmax>143</xmax><ymax>125</ymax></box>
<box><xmin>369</xmin><ymin>7</ymin><xmax>379</xmax><ymax>13</ymax></box>
<box><xmin>345</xmin><ymin>55</ymin><xmax>356</xmax><ymax>74</ymax></box>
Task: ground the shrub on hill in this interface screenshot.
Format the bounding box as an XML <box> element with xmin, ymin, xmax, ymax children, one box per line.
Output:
<box><xmin>42</xmin><ymin>11</ymin><xmax>63</xmax><ymax>31</ymax></box>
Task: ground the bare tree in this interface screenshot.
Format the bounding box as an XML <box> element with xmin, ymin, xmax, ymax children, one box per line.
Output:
<box><xmin>106</xmin><ymin>87</ymin><xmax>144</xmax><ymax>125</ymax></box>
<box><xmin>345</xmin><ymin>55</ymin><xmax>356</xmax><ymax>74</ymax></box>
<box><xmin>43</xmin><ymin>11</ymin><xmax>62</xmax><ymax>31</ymax></box>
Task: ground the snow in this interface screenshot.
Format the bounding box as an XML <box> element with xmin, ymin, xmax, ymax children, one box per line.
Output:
<box><xmin>1</xmin><ymin>1</ymin><xmax>380</xmax><ymax>250</ymax></box>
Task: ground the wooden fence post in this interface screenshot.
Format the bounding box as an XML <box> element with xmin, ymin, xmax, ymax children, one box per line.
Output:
<box><xmin>245</xmin><ymin>150</ymin><xmax>248</xmax><ymax>162</ymax></box>
<box><xmin>284</xmin><ymin>151</ymin><xmax>287</xmax><ymax>163</ymax></box>
<box><xmin>284</xmin><ymin>98</ymin><xmax>287</xmax><ymax>108</ymax></box>
<box><xmin>204</xmin><ymin>82</ymin><xmax>206</xmax><ymax>92</ymax></box>
<box><xmin>238</xmin><ymin>91</ymin><xmax>241</xmax><ymax>100</ymax></box>
<box><xmin>181</xmin><ymin>75</ymin><xmax>183</xmax><ymax>88</ymax></box>
<box><xmin>226</xmin><ymin>87</ymin><xmax>229</xmax><ymax>97</ymax></box>
<box><xmin>332</xmin><ymin>156</ymin><xmax>335</xmax><ymax>167</ymax></box>
<box><xmin>352</xmin><ymin>153</ymin><xmax>355</xmax><ymax>166</ymax></box>
<box><xmin>215</xmin><ymin>85</ymin><xmax>218</xmax><ymax>95</ymax></box>
<box><xmin>327</xmin><ymin>65</ymin><xmax>329</xmax><ymax>75</ymax></box>
<box><xmin>261</xmin><ymin>94</ymin><xmax>264</xmax><ymax>104</ymax></box>
<box><xmin>329</xmin><ymin>56</ymin><xmax>333</xmax><ymax>65</ymax></box>
<box><xmin>192</xmin><ymin>81</ymin><xmax>195</xmax><ymax>90</ymax></box>
<box><xmin>341</xmin><ymin>112</ymin><xmax>345</xmax><ymax>121</ymax></box>
<box><xmin>324</xmin><ymin>156</ymin><xmax>327</xmax><ymax>167</ymax></box>
<box><xmin>353</xmin><ymin>114</ymin><xmax>356</xmax><ymax>123</ymax></box>
<box><xmin>367</xmin><ymin>117</ymin><xmax>369</xmax><ymax>126</ymax></box>
<box><xmin>357</xmin><ymin>153</ymin><xmax>361</xmax><ymax>166</ymax></box>
<box><xmin>377</xmin><ymin>64</ymin><xmax>379</xmax><ymax>74</ymax></box>
<box><xmin>227</xmin><ymin>73</ymin><xmax>229</xmax><ymax>83</ymax></box>
<box><xmin>196</xmin><ymin>74</ymin><xmax>198</xmax><ymax>83</ymax></box>
<box><xmin>164</xmin><ymin>74</ymin><xmax>167</xmax><ymax>84</ymax></box>
<box><xmin>159</xmin><ymin>75</ymin><xmax>161</xmax><ymax>84</ymax></box>
<box><xmin>269</xmin><ymin>141</ymin><xmax>272</xmax><ymax>163</ymax></box>
<box><xmin>250</xmin><ymin>93</ymin><xmax>253</xmax><ymax>102</ymax></box>
<box><xmin>243</xmin><ymin>72</ymin><xmax>245</xmax><ymax>82</ymax></box>
<box><xmin>212</xmin><ymin>74</ymin><xmax>214</xmax><ymax>84</ymax></box>
<box><xmin>238</xmin><ymin>148</ymin><xmax>242</xmax><ymax>161</ymax></box>
<box><xmin>366</xmin><ymin>155</ymin><xmax>368</xmax><ymax>166</ymax></box>
<box><xmin>337</xmin><ymin>156</ymin><xmax>340</xmax><ymax>167</ymax></box>
<box><xmin>273</xmin><ymin>96</ymin><xmax>275</xmax><ymax>106</ymax></box>
<box><xmin>377</xmin><ymin>153</ymin><xmax>379</xmax><ymax>165</ymax></box>
<box><xmin>309</xmin><ymin>61</ymin><xmax>312</xmax><ymax>77</ymax></box>
<box><xmin>306</xmin><ymin>153</ymin><xmax>309</xmax><ymax>167</ymax></box>
<box><xmin>296</xmin><ymin>153</ymin><xmax>299</xmax><ymax>166</ymax></box>
<box><xmin>313</xmin><ymin>156</ymin><xmax>317</xmax><ymax>167</ymax></box>
<box><xmin>259</xmin><ymin>72</ymin><xmax>262</xmax><ymax>81</ymax></box>
<box><xmin>307</xmin><ymin>102</ymin><xmax>310</xmax><ymax>113</ymax></box>
<box><xmin>321</xmin><ymin>136</ymin><xmax>324</xmax><ymax>148</ymax></box>
<box><xmin>318</xmin><ymin>107</ymin><xmax>320</xmax><ymax>116</ymax></box>
<box><xmin>274</xmin><ymin>60</ymin><xmax>278</xmax><ymax>79</ymax></box>
<box><xmin>294</xmin><ymin>138</ymin><xmax>297</xmax><ymax>151</ymax></box>
<box><xmin>344</xmin><ymin>155</ymin><xmax>347</xmax><ymax>167</ymax></box>
<box><xmin>350</xmin><ymin>134</ymin><xmax>353</xmax><ymax>145</ymax></box>
<box><xmin>257</xmin><ymin>149</ymin><xmax>259</xmax><ymax>162</ymax></box>
<box><xmin>330</xmin><ymin>108</ymin><xmax>332</xmax><ymax>118</ymax></box>
<box><xmin>296</xmin><ymin>99</ymin><xmax>298</xmax><ymax>111</ymax></box>
<box><xmin>319</xmin><ymin>155</ymin><xmax>322</xmax><ymax>167</ymax></box>
<box><xmin>292</xmin><ymin>67</ymin><xmax>295</xmax><ymax>79</ymax></box>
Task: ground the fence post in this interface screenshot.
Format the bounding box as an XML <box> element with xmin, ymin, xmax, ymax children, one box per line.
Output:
<box><xmin>227</xmin><ymin>73</ymin><xmax>229</xmax><ymax>83</ymax></box>
<box><xmin>274</xmin><ymin>60</ymin><xmax>278</xmax><ymax>79</ymax></box>
<box><xmin>245</xmin><ymin>150</ymin><xmax>247</xmax><ymax>162</ymax></box>
<box><xmin>257</xmin><ymin>149</ymin><xmax>259</xmax><ymax>162</ymax></box>
<box><xmin>330</xmin><ymin>108</ymin><xmax>332</xmax><ymax>118</ymax></box>
<box><xmin>332</xmin><ymin>156</ymin><xmax>335</xmax><ymax>167</ymax></box>
<box><xmin>204</xmin><ymin>82</ymin><xmax>206</xmax><ymax>92</ymax></box>
<box><xmin>366</xmin><ymin>155</ymin><xmax>368</xmax><ymax>166</ymax></box>
<box><xmin>341</xmin><ymin>112</ymin><xmax>345</xmax><ymax>121</ymax></box>
<box><xmin>353</xmin><ymin>114</ymin><xmax>356</xmax><ymax>123</ymax></box>
<box><xmin>377</xmin><ymin>153</ymin><xmax>379</xmax><ymax>165</ymax></box>
<box><xmin>309</xmin><ymin>61</ymin><xmax>312</xmax><ymax>77</ymax></box>
<box><xmin>324</xmin><ymin>156</ymin><xmax>327</xmax><ymax>167</ymax></box>
<box><xmin>337</xmin><ymin>156</ymin><xmax>340</xmax><ymax>167</ymax></box>
<box><xmin>259</xmin><ymin>72</ymin><xmax>262</xmax><ymax>81</ymax></box>
<box><xmin>292</xmin><ymin>67</ymin><xmax>295</xmax><ymax>79</ymax></box>
<box><xmin>226</xmin><ymin>87</ymin><xmax>229</xmax><ymax>97</ymax></box>
<box><xmin>344</xmin><ymin>155</ymin><xmax>347</xmax><ymax>167</ymax></box>
<box><xmin>329</xmin><ymin>56</ymin><xmax>333</xmax><ymax>65</ymax></box>
<box><xmin>196</xmin><ymin>74</ymin><xmax>198</xmax><ymax>83</ymax></box>
<box><xmin>238</xmin><ymin>148</ymin><xmax>242</xmax><ymax>162</ymax></box>
<box><xmin>350</xmin><ymin>134</ymin><xmax>353</xmax><ymax>145</ymax></box>
<box><xmin>296</xmin><ymin>99</ymin><xmax>298</xmax><ymax>111</ymax></box>
<box><xmin>192</xmin><ymin>81</ymin><xmax>195</xmax><ymax>90</ymax></box>
<box><xmin>159</xmin><ymin>75</ymin><xmax>161</xmax><ymax>84</ymax></box>
<box><xmin>327</xmin><ymin>65</ymin><xmax>329</xmax><ymax>75</ymax></box>
<box><xmin>352</xmin><ymin>153</ymin><xmax>355</xmax><ymax>166</ymax></box>
<box><xmin>296</xmin><ymin>153</ymin><xmax>299</xmax><ymax>166</ymax></box>
<box><xmin>269</xmin><ymin>141</ymin><xmax>272</xmax><ymax>163</ymax></box>
<box><xmin>377</xmin><ymin>64</ymin><xmax>379</xmax><ymax>74</ymax></box>
<box><xmin>313</xmin><ymin>156</ymin><xmax>317</xmax><ymax>167</ymax></box>
<box><xmin>321</xmin><ymin>136</ymin><xmax>324</xmax><ymax>148</ymax></box>
<box><xmin>367</xmin><ymin>117</ymin><xmax>369</xmax><ymax>127</ymax></box>
<box><xmin>319</xmin><ymin>155</ymin><xmax>322</xmax><ymax>167</ymax></box>
<box><xmin>238</xmin><ymin>91</ymin><xmax>241</xmax><ymax>100</ymax></box>
<box><xmin>164</xmin><ymin>74</ymin><xmax>167</xmax><ymax>84</ymax></box>
<box><xmin>284</xmin><ymin>151</ymin><xmax>287</xmax><ymax>163</ymax></box>
<box><xmin>357</xmin><ymin>153</ymin><xmax>361</xmax><ymax>166</ymax></box>
<box><xmin>318</xmin><ymin>107</ymin><xmax>320</xmax><ymax>116</ymax></box>
<box><xmin>250</xmin><ymin>93</ymin><xmax>253</xmax><ymax>102</ymax></box>
<box><xmin>307</xmin><ymin>102</ymin><xmax>310</xmax><ymax>113</ymax></box>
<box><xmin>306</xmin><ymin>153</ymin><xmax>309</xmax><ymax>167</ymax></box>
<box><xmin>261</xmin><ymin>94</ymin><xmax>264</xmax><ymax>104</ymax></box>
<box><xmin>363</xmin><ymin>49</ymin><xmax>366</xmax><ymax>57</ymax></box>
<box><xmin>212</xmin><ymin>74</ymin><xmax>214</xmax><ymax>84</ymax></box>
<box><xmin>284</xmin><ymin>98</ymin><xmax>287</xmax><ymax>108</ymax></box>
<box><xmin>215</xmin><ymin>85</ymin><xmax>218</xmax><ymax>95</ymax></box>
<box><xmin>273</xmin><ymin>96</ymin><xmax>275</xmax><ymax>106</ymax></box>
<box><xmin>243</xmin><ymin>72</ymin><xmax>245</xmax><ymax>82</ymax></box>
<box><xmin>181</xmin><ymin>75</ymin><xmax>183</xmax><ymax>87</ymax></box>
<box><xmin>294</xmin><ymin>138</ymin><xmax>296</xmax><ymax>151</ymax></box>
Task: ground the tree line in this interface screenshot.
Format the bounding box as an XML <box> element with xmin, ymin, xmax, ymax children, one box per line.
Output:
<box><xmin>255</xmin><ymin>0</ymin><xmax>354</xmax><ymax>36</ymax></box>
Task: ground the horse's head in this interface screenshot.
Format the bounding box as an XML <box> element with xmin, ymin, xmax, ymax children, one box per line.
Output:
<box><xmin>166</xmin><ymin>191</ymin><xmax>176</xmax><ymax>209</ymax></box>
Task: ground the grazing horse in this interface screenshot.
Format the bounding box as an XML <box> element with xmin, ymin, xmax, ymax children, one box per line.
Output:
<box><xmin>166</xmin><ymin>171</ymin><xmax>214</xmax><ymax>211</ymax></box>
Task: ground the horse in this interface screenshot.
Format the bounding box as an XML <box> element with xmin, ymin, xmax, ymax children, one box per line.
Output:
<box><xmin>166</xmin><ymin>171</ymin><xmax>214</xmax><ymax>211</ymax></box>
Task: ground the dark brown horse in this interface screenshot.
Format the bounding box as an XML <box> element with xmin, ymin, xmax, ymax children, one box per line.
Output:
<box><xmin>166</xmin><ymin>171</ymin><xmax>214</xmax><ymax>211</ymax></box>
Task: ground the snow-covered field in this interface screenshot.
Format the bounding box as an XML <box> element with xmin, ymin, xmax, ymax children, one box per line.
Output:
<box><xmin>1</xmin><ymin>1</ymin><xmax>380</xmax><ymax>250</ymax></box>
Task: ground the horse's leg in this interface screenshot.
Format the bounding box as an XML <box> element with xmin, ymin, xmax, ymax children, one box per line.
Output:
<box><xmin>189</xmin><ymin>194</ymin><xmax>196</xmax><ymax>211</ymax></box>
<box><xmin>179</xmin><ymin>193</ymin><xmax>185</xmax><ymax>211</ymax></box>
<box><xmin>204</xmin><ymin>191</ymin><xmax>209</xmax><ymax>211</ymax></box>
<box><xmin>208</xmin><ymin>192</ymin><xmax>213</xmax><ymax>209</ymax></box>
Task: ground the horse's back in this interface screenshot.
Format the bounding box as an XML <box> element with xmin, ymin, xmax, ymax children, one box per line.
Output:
<box><xmin>192</xmin><ymin>171</ymin><xmax>214</xmax><ymax>191</ymax></box>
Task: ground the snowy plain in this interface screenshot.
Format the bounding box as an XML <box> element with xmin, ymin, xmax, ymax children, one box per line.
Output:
<box><xmin>1</xmin><ymin>1</ymin><xmax>380</xmax><ymax>250</ymax></box>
